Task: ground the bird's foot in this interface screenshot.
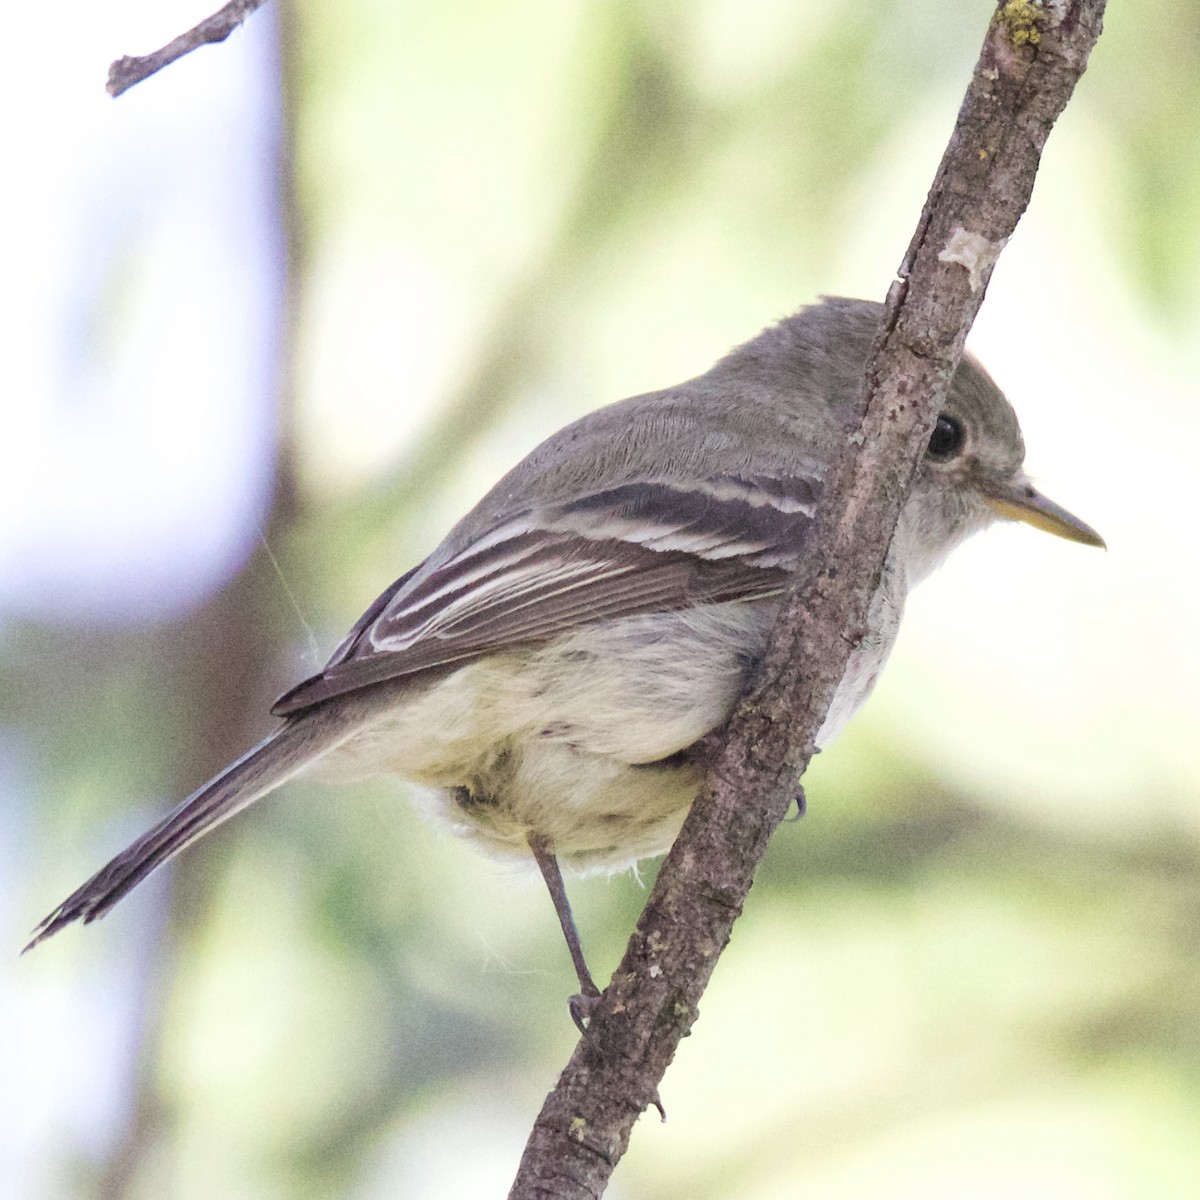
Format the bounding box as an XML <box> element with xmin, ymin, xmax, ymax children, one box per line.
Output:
<box><xmin>568</xmin><ymin>985</ymin><xmax>602</xmax><ymax>1035</ymax></box>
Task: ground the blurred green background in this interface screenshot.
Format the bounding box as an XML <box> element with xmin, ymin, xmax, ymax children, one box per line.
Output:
<box><xmin>5</xmin><ymin>0</ymin><xmax>1200</xmax><ymax>1197</ymax></box>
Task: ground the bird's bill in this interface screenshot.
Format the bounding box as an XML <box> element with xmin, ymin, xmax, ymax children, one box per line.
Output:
<box><xmin>983</xmin><ymin>476</ymin><xmax>1106</xmax><ymax>549</ymax></box>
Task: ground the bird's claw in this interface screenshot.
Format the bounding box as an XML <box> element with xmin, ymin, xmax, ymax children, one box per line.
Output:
<box><xmin>569</xmin><ymin>988</ymin><xmax>602</xmax><ymax>1034</ymax></box>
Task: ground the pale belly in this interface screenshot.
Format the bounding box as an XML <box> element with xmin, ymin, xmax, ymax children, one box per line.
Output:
<box><xmin>320</xmin><ymin>579</ymin><xmax>903</xmax><ymax>873</ymax></box>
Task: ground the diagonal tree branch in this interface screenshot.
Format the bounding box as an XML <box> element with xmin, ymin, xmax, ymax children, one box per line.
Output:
<box><xmin>107</xmin><ymin>0</ymin><xmax>269</xmax><ymax>97</ymax></box>
<box><xmin>507</xmin><ymin>1</ymin><xmax>1107</xmax><ymax>1196</ymax></box>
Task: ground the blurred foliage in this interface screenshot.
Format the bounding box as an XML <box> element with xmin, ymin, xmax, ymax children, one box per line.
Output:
<box><xmin>8</xmin><ymin>0</ymin><xmax>1200</xmax><ymax>1198</ymax></box>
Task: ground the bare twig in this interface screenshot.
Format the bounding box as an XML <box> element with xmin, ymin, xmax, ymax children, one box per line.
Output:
<box><xmin>507</xmin><ymin>1</ymin><xmax>1107</xmax><ymax>1196</ymax></box>
<box><xmin>107</xmin><ymin>0</ymin><xmax>269</xmax><ymax>97</ymax></box>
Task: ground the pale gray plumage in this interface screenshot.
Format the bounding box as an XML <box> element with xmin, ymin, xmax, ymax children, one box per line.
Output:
<box><xmin>27</xmin><ymin>297</ymin><xmax>1102</xmax><ymax>954</ymax></box>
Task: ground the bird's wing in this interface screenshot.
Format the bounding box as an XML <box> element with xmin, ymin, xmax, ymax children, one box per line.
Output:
<box><xmin>271</xmin><ymin>473</ymin><xmax>820</xmax><ymax>715</ymax></box>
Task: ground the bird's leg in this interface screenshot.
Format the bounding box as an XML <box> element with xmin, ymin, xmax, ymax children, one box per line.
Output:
<box><xmin>527</xmin><ymin>833</ymin><xmax>602</xmax><ymax>1031</ymax></box>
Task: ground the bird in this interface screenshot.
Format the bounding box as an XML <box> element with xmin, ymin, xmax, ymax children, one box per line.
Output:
<box><xmin>26</xmin><ymin>297</ymin><xmax>1104</xmax><ymax>1018</ymax></box>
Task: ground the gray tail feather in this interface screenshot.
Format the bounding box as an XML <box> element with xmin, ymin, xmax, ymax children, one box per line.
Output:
<box><xmin>25</xmin><ymin>703</ymin><xmax>366</xmax><ymax>952</ymax></box>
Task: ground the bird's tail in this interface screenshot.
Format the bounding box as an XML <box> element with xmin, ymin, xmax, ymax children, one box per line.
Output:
<box><xmin>25</xmin><ymin>702</ymin><xmax>369</xmax><ymax>952</ymax></box>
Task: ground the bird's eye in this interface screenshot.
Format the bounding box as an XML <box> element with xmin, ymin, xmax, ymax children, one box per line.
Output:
<box><xmin>927</xmin><ymin>414</ymin><xmax>965</xmax><ymax>461</ymax></box>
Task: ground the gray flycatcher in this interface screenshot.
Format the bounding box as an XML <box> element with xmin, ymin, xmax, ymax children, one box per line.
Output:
<box><xmin>27</xmin><ymin>297</ymin><xmax>1104</xmax><ymax>1017</ymax></box>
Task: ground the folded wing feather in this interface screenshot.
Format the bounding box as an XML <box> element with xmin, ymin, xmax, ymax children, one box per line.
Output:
<box><xmin>272</xmin><ymin>474</ymin><xmax>820</xmax><ymax>716</ymax></box>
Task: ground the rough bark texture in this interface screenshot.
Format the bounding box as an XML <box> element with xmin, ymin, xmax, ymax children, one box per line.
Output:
<box><xmin>107</xmin><ymin>0</ymin><xmax>268</xmax><ymax>96</ymax></box>
<box><xmin>507</xmin><ymin>2</ymin><xmax>1107</xmax><ymax>1196</ymax></box>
